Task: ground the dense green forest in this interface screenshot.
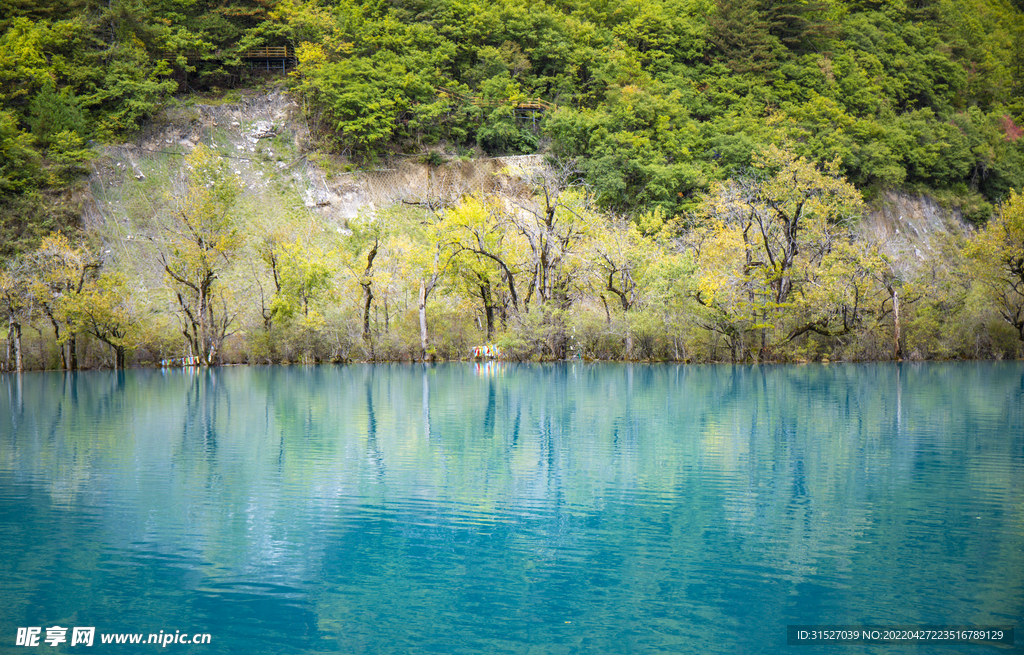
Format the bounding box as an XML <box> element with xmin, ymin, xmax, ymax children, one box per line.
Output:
<box><xmin>2</xmin><ymin>0</ymin><xmax>1024</xmax><ymax>369</ymax></box>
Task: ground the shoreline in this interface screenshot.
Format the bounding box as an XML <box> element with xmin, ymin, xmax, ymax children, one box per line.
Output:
<box><xmin>4</xmin><ymin>355</ymin><xmax>1022</xmax><ymax>375</ymax></box>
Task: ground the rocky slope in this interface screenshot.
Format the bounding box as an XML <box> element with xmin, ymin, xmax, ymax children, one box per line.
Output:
<box><xmin>86</xmin><ymin>88</ymin><xmax>972</xmax><ymax>265</ymax></box>
<box><xmin>859</xmin><ymin>191</ymin><xmax>971</xmax><ymax>268</ymax></box>
<box><xmin>85</xmin><ymin>89</ymin><xmax>546</xmax><ymax>235</ymax></box>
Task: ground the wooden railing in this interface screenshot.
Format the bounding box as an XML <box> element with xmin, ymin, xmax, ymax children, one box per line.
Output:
<box><xmin>157</xmin><ymin>47</ymin><xmax>296</xmax><ymax>62</ymax></box>
<box><xmin>241</xmin><ymin>47</ymin><xmax>294</xmax><ymax>59</ymax></box>
<box><xmin>515</xmin><ymin>100</ymin><xmax>553</xmax><ymax>111</ymax></box>
<box><xmin>437</xmin><ymin>86</ymin><xmax>552</xmax><ymax>111</ymax></box>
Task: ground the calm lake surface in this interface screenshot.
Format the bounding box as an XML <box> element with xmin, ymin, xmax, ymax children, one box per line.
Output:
<box><xmin>1</xmin><ymin>362</ymin><xmax>1021</xmax><ymax>654</ymax></box>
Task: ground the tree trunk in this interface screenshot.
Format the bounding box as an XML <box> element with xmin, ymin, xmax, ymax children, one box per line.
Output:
<box><xmin>70</xmin><ymin>335</ymin><xmax>78</xmax><ymax>371</ymax></box>
<box><xmin>892</xmin><ymin>288</ymin><xmax>903</xmax><ymax>360</ymax></box>
<box><xmin>418</xmin><ymin>280</ymin><xmax>429</xmax><ymax>361</ymax></box>
<box><xmin>9</xmin><ymin>320</ymin><xmax>23</xmax><ymax>373</ymax></box>
<box><xmin>200</xmin><ymin>279</ymin><xmax>214</xmax><ymax>366</ymax></box>
<box><xmin>50</xmin><ymin>319</ymin><xmax>66</xmax><ymax>369</ymax></box>
<box><xmin>484</xmin><ymin>305</ymin><xmax>495</xmax><ymax>341</ymax></box>
<box><xmin>361</xmin><ymin>241</ymin><xmax>378</xmax><ymax>346</ymax></box>
<box><xmin>362</xmin><ymin>282</ymin><xmax>373</xmax><ymax>343</ymax></box>
<box><xmin>475</xmin><ymin>278</ymin><xmax>496</xmax><ymax>341</ymax></box>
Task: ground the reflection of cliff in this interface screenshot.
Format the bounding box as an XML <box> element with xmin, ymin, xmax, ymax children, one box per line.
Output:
<box><xmin>2</xmin><ymin>363</ymin><xmax>1022</xmax><ymax>653</ymax></box>
<box><xmin>701</xmin><ymin>363</ymin><xmax>1016</xmax><ymax>589</ymax></box>
<box><xmin>3</xmin><ymin>364</ymin><xmax>1022</xmax><ymax>595</ymax></box>
<box><xmin>5</xmin><ymin>364</ymin><xmax>1021</xmax><ymax>513</ymax></box>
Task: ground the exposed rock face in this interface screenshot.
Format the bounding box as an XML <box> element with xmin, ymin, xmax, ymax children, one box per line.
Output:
<box><xmin>297</xmin><ymin>155</ymin><xmax>546</xmax><ymax>228</ymax></box>
<box><xmin>248</xmin><ymin>121</ymin><xmax>278</xmax><ymax>141</ymax></box>
<box><xmin>859</xmin><ymin>190</ymin><xmax>971</xmax><ymax>267</ymax></box>
<box><xmin>87</xmin><ymin>89</ymin><xmax>550</xmax><ymax>237</ymax></box>
<box><xmin>93</xmin><ymin>88</ymin><xmax>973</xmax><ymax>275</ymax></box>
<box><xmin>136</xmin><ymin>90</ymin><xmax>303</xmax><ymax>153</ymax></box>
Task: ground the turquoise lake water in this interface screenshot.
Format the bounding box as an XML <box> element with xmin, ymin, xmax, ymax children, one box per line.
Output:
<box><xmin>1</xmin><ymin>362</ymin><xmax>1021</xmax><ymax>653</ymax></box>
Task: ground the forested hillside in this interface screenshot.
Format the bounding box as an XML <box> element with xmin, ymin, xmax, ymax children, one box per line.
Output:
<box><xmin>2</xmin><ymin>0</ymin><xmax>1024</xmax><ymax>368</ymax></box>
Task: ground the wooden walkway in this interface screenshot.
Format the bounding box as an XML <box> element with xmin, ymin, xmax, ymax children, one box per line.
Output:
<box><xmin>241</xmin><ymin>46</ymin><xmax>297</xmax><ymax>71</ymax></box>
<box><xmin>241</xmin><ymin>47</ymin><xmax>295</xmax><ymax>60</ymax></box>
<box><xmin>437</xmin><ymin>86</ymin><xmax>553</xmax><ymax>112</ymax></box>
